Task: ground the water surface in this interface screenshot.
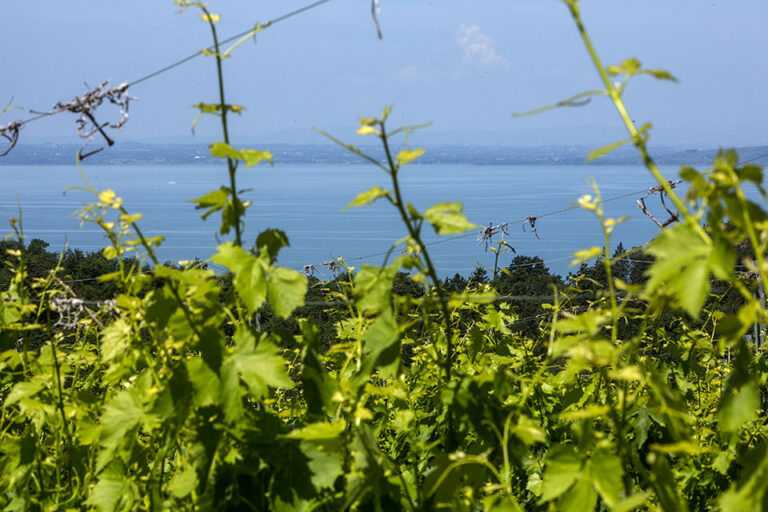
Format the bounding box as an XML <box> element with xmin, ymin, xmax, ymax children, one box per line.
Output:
<box><xmin>0</xmin><ymin>163</ymin><xmax>682</xmax><ymax>277</ymax></box>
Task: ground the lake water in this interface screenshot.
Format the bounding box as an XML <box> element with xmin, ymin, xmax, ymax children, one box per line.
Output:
<box><xmin>0</xmin><ymin>163</ymin><xmax>683</xmax><ymax>277</ymax></box>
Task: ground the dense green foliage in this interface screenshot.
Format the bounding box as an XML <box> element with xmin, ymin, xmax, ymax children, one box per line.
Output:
<box><xmin>2</xmin><ymin>1</ymin><xmax>768</xmax><ymax>510</ymax></box>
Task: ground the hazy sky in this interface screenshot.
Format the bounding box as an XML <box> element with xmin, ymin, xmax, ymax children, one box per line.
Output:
<box><xmin>1</xmin><ymin>0</ymin><xmax>766</xmax><ymax>147</ymax></box>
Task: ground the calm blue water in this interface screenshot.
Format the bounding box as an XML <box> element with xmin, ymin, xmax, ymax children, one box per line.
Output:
<box><xmin>0</xmin><ymin>163</ymin><xmax>682</xmax><ymax>277</ymax></box>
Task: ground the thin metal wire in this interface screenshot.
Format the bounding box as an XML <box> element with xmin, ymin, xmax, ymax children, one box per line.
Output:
<box><xmin>296</xmin><ymin>181</ymin><xmax>688</xmax><ymax>271</ymax></box>
<box><xmin>4</xmin><ymin>0</ymin><xmax>335</xmax><ymax>131</ymax></box>
<box><xmin>129</xmin><ymin>0</ymin><xmax>334</xmax><ymax>87</ymax></box>
<box><xmin>743</xmin><ymin>151</ymin><xmax>768</xmax><ymax>165</ymax></box>
<box><xmin>296</xmin><ymin>156</ymin><xmax>768</xmax><ymax>272</ymax></box>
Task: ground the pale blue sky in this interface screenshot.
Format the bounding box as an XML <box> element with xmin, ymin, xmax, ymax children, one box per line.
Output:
<box><xmin>1</xmin><ymin>0</ymin><xmax>766</xmax><ymax>147</ymax></box>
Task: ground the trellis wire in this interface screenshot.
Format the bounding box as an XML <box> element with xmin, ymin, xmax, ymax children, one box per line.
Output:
<box><xmin>0</xmin><ymin>0</ymin><xmax>337</xmax><ymax>153</ymax></box>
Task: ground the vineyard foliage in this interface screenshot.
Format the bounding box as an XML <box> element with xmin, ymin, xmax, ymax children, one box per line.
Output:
<box><xmin>2</xmin><ymin>1</ymin><xmax>768</xmax><ymax>510</ymax></box>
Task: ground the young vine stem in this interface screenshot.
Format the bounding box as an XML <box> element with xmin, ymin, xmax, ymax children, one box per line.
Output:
<box><xmin>202</xmin><ymin>5</ymin><xmax>243</xmax><ymax>247</ymax></box>
<box><xmin>118</xmin><ymin>205</ymin><xmax>205</xmax><ymax>342</ymax></box>
<box><xmin>380</xmin><ymin>122</ymin><xmax>455</xmax><ymax>384</ymax></box>
<box><xmin>379</xmin><ymin>120</ymin><xmax>457</xmax><ymax>448</ymax></box>
<box><xmin>569</xmin><ymin>0</ymin><xmax>768</xmax><ymax>310</ymax></box>
<box><xmin>565</xmin><ymin>1</ymin><xmax>698</xmax><ymax>230</ymax></box>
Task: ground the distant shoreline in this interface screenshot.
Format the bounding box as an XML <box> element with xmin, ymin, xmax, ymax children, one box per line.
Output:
<box><xmin>1</xmin><ymin>142</ymin><xmax>765</xmax><ymax>168</ymax></box>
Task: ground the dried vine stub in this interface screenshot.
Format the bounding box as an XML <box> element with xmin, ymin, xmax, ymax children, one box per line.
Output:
<box><xmin>37</xmin><ymin>80</ymin><xmax>136</xmax><ymax>158</ymax></box>
<box><xmin>0</xmin><ymin>120</ymin><xmax>21</xmax><ymax>157</ymax></box>
<box><xmin>477</xmin><ymin>222</ymin><xmax>509</xmax><ymax>251</ymax></box>
<box><xmin>371</xmin><ymin>0</ymin><xmax>382</xmax><ymax>39</ymax></box>
<box><xmin>637</xmin><ymin>179</ymin><xmax>682</xmax><ymax>230</ymax></box>
<box><xmin>523</xmin><ymin>216</ymin><xmax>540</xmax><ymax>240</ymax></box>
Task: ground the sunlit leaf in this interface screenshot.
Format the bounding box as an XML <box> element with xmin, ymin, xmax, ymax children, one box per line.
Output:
<box><xmin>345</xmin><ymin>186</ymin><xmax>391</xmax><ymax>209</ymax></box>
<box><xmin>209</xmin><ymin>142</ymin><xmax>240</xmax><ymax>160</ymax></box>
<box><xmin>362</xmin><ymin>309</ymin><xmax>400</xmax><ymax>378</ymax></box>
<box><xmin>268</xmin><ymin>267</ymin><xmax>307</xmax><ymax>318</ymax></box>
<box><xmin>424</xmin><ymin>202</ymin><xmax>478</xmax><ymax>235</ymax></box>
<box><xmin>357</xmin><ymin>125</ymin><xmax>380</xmax><ymax>136</ymax></box>
<box><xmin>231</xmin><ymin>328</ymin><xmax>293</xmax><ymax>398</ymax></box>
<box><xmin>396</xmin><ymin>148</ymin><xmax>425</xmax><ymax>166</ymax></box>
<box><xmin>540</xmin><ymin>446</ymin><xmax>581</xmax><ymax>503</ymax></box>
<box><xmin>646</xmin><ymin>221</ymin><xmax>713</xmax><ymax>316</ymax></box>
<box><xmin>719</xmin><ymin>342</ymin><xmax>760</xmax><ymax>434</ymax></box>
<box><xmin>213</xmin><ymin>242</ymin><xmax>267</xmax><ymax>314</ymax></box>
<box><xmin>256</xmin><ymin>228</ymin><xmax>290</xmax><ymax>261</ymax></box>
<box><xmin>588</xmin><ymin>446</ymin><xmax>623</xmax><ymax>507</ymax></box>
<box><xmin>239</xmin><ymin>149</ymin><xmax>272</xmax><ymax>168</ymax></box>
<box><xmin>570</xmin><ymin>246</ymin><xmax>602</xmax><ymax>267</ymax></box>
<box><xmin>281</xmin><ymin>421</ymin><xmax>347</xmax><ymax>440</ymax></box>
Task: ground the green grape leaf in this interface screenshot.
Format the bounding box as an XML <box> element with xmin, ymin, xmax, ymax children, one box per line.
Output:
<box><xmin>209</xmin><ymin>142</ymin><xmax>272</xmax><ymax>168</ymax></box>
<box><xmin>357</xmin><ymin>125</ymin><xmax>380</xmax><ymax>136</ymax></box>
<box><xmin>644</xmin><ymin>68</ymin><xmax>678</xmax><ymax>81</ymax></box>
<box><xmin>268</xmin><ymin>267</ymin><xmax>307</xmax><ymax>318</ymax></box>
<box><xmin>362</xmin><ymin>309</ymin><xmax>401</xmax><ymax>378</ymax></box>
<box><xmin>219</xmin><ymin>359</ymin><xmax>244</xmax><ymax>423</ymax></box>
<box><xmin>213</xmin><ymin>242</ymin><xmax>267</xmax><ymax>314</ymax></box>
<box><xmin>588</xmin><ymin>446</ymin><xmax>623</xmax><ymax>507</ymax></box>
<box><xmin>168</xmin><ymin>462</ymin><xmax>198</xmax><ymax>499</ymax></box>
<box><xmin>510</xmin><ymin>416</ymin><xmax>546</xmax><ymax>446</ymax></box>
<box><xmin>587</xmin><ymin>137</ymin><xmax>632</xmax><ymax>162</ymax></box>
<box><xmin>612</xmin><ymin>492</ymin><xmax>652</xmax><ymax>512</ymax></box>
<box><xmin>191</xmin><ymin>187</ymin><xmax>229</xmax><ymax>220</ymax></box>
<box><xmin>650</xmin><ymin>455</ymin><xmax>689</xmax><ymax>512</ymax></box>
<box><xmin>483</xmin><ymin>495</ymin><xmax>523</xmax><ymax>512</ymax></box>
<box><xmin>345</xmin><ymin>186</ymin><xmax>391</xmax><ymax>210</ymax></box>
<box><xmin>645</xmin><ymin>222</ymin><xmax>713</xmax><ymax>316</ymax></box>
<box><xmin>86</xmin><ymin>463</ymin><xmax>129</xmax><ymax>512</ymax></box>
<box><xmin>281</xmin><ymin>421</ymin><xmax>347</xmax><ymax>441</ymax></box>
<box><xmin>201</xmin><ymin>13</ymin><xmax>220</xmax><ymax>23</ymax></box>
<box><xmin>191</xmin><ymin>103</ymin><xmax>245</xmax><ymax>114</ymax></box>
<box><xmin>231</xmin><ymin>328</ymin><xmax>293</xmax><ymax>398</ymax></box>
<box><xmin>256</xmin><ymin>228</ymin><xmax>290</xmax><ymax>261</ymax></box>
<box><xmin>300</xmin><ymin>321</ymin><xmax>338</xmax><ymax>415</ymax></box>
<box><xmin>5</xmin><ymin>379</ymin><xmax>46</xmax><ymax>407</ymax></box>
<box><xmin>239</xmin><ymin>149</ymin><xmax>273</xmax><ymax>168</ymax></box>
<box><xmin>620</xmin><ymin>57</ymin><xmax>641</xmax><ymax>73</ymax></box>
<box><xmin>719</xmin><ymin>342</ymin><xmax>760</xmax><ymax>434</ymax></box>
<box><xmin>353</xmin><ymin>263</ymin><xmax>397</xmax><ymax>314</ymax></box>
<box><xmin>301</xmin><ymin>440</ymin><xmax>345</xmax><ymax>490</ymax></box>
<box><xmin>424</xmin><ymin>202</ymin><xmax>478</xmax><ymax>235</ymax></box>
<box><xmin>99</xmin><ymin>319</ymin><xmax>131</xmax><ymax>362</ymax></box>
<box><xmin>209</xmin><ymin>142</ymin><xmax>240</xmax><ymax>159</ymax></box>
<box><xmin>719</xmin><ymin>443</ymin><xmax>768</xmax><ymax>511</ymax></box>
<box><xmin>559</xmin><ymin>477</ymin><xmax>598</xmax><ymax>512</ymax></box>
<box><xmin>97</xmin><ymin>391</ymin><xmax>145</xmax><ymax>472</ymax></box>
<box><xmin>185</xmin><ymin>358</ymin><xmax>222</xmax><ymax>408</ymax></box>
<box><xmin>540</xmin><ymin>446</ymin><xmax>581</xmax><ymax>503</ymax></box>
<box><xmin>570</xmin><ymin>246</ymin><xmax>603</xmax><ymax>267</ymax></box>
<box><xmin>396</xmin><ymin>148</ymin><xmax>425</xmax><ymax>166</ymax></box>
